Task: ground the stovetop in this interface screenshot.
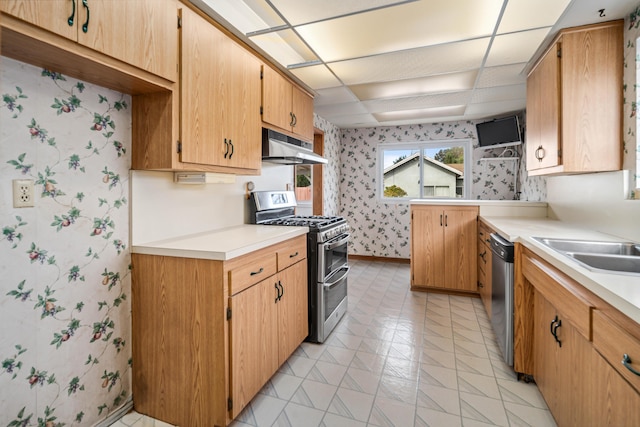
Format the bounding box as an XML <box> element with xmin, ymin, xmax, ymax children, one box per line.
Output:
<box><xmin>261</xmin><ymin>215</ymin><xmax>344</xmax><ymax>229</ymax></box>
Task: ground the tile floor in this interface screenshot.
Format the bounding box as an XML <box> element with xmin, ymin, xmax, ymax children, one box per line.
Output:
<box><xmin>114</xmin><ymin>260</ymin><xmax>556</xmax><ymax>427</ymax></box>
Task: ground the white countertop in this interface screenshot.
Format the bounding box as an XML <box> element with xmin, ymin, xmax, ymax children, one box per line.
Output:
<box><xmin>410</xmin><ymin>199</ymin><xmax>547</xmax><ymax>207</ymax></box>
<box><xmin>480</xmin><ymin>216</ymin><xmax>640</xmax><ymax>324</ymax></box>
<box><xmin>131</xmin><ymin>224</ymin><xmax>309</xmax><ymax>261</ymax></box>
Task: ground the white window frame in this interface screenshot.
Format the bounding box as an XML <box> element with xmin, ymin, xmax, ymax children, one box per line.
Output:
<box><xmin>377</xmin><ymin>139</ymin><xmax>472</xmax><ymax>203</ymax></box>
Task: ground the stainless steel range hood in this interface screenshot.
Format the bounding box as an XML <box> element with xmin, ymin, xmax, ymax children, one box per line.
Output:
<box><xmin>262</xmin><ymin>128</ymin><xmax>327</xmax><ymax>165</ymax></box>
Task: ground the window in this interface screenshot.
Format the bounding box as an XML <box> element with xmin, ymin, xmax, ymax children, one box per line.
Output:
<box><xmin>378</xmin><ymin>140</ymin><xmax>471</xmax><ymax>201</ymax></box>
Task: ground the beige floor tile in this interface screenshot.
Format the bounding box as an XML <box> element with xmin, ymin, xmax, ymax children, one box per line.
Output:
<box><xmin>504</xmin><ymin>402</ymin><xmax>557</xmax><ymax>427</ymax></box>
<box><xmin>327</xmin><ymin>388</ymin><xmax>375</xmax><ymax>422</ymax></box>
<box><xmin>290</xmin><ymin>378</ymin><xmax>337</xmax><ymax>411</ymax></box>
<box><xmin>273</xmin><ymin>401</ymin><xmax>324</xmax><ymax>427</ymax></box>
<box><xmin>417</xmin><ymin>383</ymin><xmax>461</xmax><ymax>415</ymax></box>
<box><xmin>415</xmin><ymin>407</ymin><xmax>463</xmax><ymax>427</ymax></box>
<box><xmin>369</xmin><ymin>395</ymin><xmax>417</xmax><ymax>427</ymax></box>
<box><xmin>340</xmin><ymin>366</ymin><xmax>381</xmax><ymax>395</ymax></box>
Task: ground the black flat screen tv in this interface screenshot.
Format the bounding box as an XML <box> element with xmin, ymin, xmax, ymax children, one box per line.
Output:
<box><xmin>476</xmin><ymin>116</ymin><xmax>522</xmax><ymax>149</ymax></box>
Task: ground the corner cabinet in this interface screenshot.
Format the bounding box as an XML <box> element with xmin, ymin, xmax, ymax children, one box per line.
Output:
<box><xmin>132</xmin><ymin>5</ymin><xmax>262</xmax><ymax>174</ymax></box>
<box><xmin>131</xmin><ymin>235</ymin><xmax>308</xmax><ymax>426</ymax></box>
<box><xmin>526</xmin><ymin>20</ymin><xmax>622</xmax><ymax>175</ymax></box>
<box><xmin>410</xmin><ymin>205</ymin><xmax>478</xmax><ymax>292</ymax></box>
<box><xmin>0</xmin><ymin>0</ymin><xmax>178</xmax><ymax>82</ymax></box>
<box><xmin>477</xmin><ymin>220</ymin><xmax>494</xmax><ymax>317</ymax></box>
<box><xmin>261</xmin><ymin>65</ymin><xmax>314</xmax><ymax>141</ymax></box>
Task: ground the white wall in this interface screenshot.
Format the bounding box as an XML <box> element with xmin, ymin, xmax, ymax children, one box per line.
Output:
<box><xmin>546</xmin><ymin>171</ymin><xmax>640</xmax><ymax>242</ymax></box>
<box><xmin>131</xmin><ymin>164</ymin><xmax>294</xmax><ymax>244</ymax></box>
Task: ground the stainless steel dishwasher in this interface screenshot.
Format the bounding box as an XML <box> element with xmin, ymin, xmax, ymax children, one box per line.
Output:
<box><xmin>490</xmin><ymin>233</ymin><xmax>515</xmax><ymax>367</ymax></box>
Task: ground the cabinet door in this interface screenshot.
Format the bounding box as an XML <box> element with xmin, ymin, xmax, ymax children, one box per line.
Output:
<box><xmin>180</xmin><ymin>7</ymin><xmax>227</xmax><ymax>166</ymax></box>
<box><xmin>291</xmin><ymin>85</ymin><xmax>314</xmax><ymax>140</ymax></box>
<box><xmin>411</xmin><ymin>206</ymin><xmax>445</xmax><ymax>288</ymax></box>
<box><xmin>229</xmin><ymin>278</ymin><xmax>279</xmax><ymax>418</ymax></box>
<box><xmin>533</xmin><ymin>292</ymin><xmax>592</xmax><ymax>426</ymax></box>
<box><xmin>79</xmin><ymin>0</ymin><xmax>177</xmax><ymax>81</ymax></box>
<box><xmin>526</xmin><ymin>41</ymin><xmax>561</xmax><ymax>171</ymax></box>
<box><xmin>1</xmin><ymin>0</ymin><xmax>77</xmax><ymax>40</ymax></box>
<box><xmin>591</xmin><ymin>348</ymin><xmax>640</xmax><ymax>426</ymax></box>
<box><xmin>443</xmin><ymin>208</ymin><xmax>477</xmax><ymax>291</ymax></box>
<box><xmin>277</xmin><ymin>260</ymin><xmax>308</xmax><ymax>365</ymax></box>
<box><xmin>262</xmin><ymin>65</ymin><xmax>294</xmax><ymax>132</ymax></box>
<box><xmin>226</xmin><ymin>46</ymin><xmax>262</xmax><ymax>170</ymax></box>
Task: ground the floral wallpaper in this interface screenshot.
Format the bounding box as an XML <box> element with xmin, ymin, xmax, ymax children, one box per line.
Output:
<box><xmin>1</xmin><ymin>57</ymin><xmax>132</xmax><ymax>426</ymax></box>
<box><xmin>336</xmin><ymin>121</ymin><xmax>545</xmax><ymax>258</ymax></box>
<box><xmin>313</xmin><ymin>114</ymin><xmax>341</xmax><ymax>216</ymax></box>
<box><xmin>625</xmin><ymin>5</ymin><xmax>640</xmax><ymax>195</ymax></box>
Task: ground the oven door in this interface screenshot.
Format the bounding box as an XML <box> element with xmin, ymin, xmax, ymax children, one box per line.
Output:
<box><xmin>318</xmin><ymin>233</ymin><xmax>349</xmax><ymax>281</ymax></box>
<box><xmin>318</xmin><ymin>264</ymin><xmax>349</xmax><ymax>343</ymax></box>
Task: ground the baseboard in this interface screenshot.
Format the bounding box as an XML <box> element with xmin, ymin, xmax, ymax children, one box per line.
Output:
<box><xmin>349</xmin><ymin>254</ymin><xmax>410</xmax><ymax>264</ymax></box>
<box><xmin>410</xmin><ymin>286</ymin><xmax>480</xmax><ymax>298</ymax></box>
<box><xmin>93</xmin><ymin>396</ymin><xmax>133</xmax><ymax>427</ymax></box>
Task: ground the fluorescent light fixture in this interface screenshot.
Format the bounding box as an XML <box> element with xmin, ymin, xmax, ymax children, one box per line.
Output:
<box><xmin>374</xmin><ymin>105</ymin><xmax>466</xmax><ymax>122</ymax></box>
<box><xmin>250</xmin><ymin>29</ymin><xmax>318</xmax><ymax>67</ymax></box>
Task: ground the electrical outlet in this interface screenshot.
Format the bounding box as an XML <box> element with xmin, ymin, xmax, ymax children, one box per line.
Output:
<box><xmin>12</xmin><ymin>179</ymin><xmax>35</xmax><ymax>208</ymax></box>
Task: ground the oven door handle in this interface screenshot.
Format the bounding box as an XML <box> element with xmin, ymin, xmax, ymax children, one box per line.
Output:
<box><xmin>324</xmin><ymin>233</ymin><xmax>350</xmax><ymax>250</ymax></box>
<box><xmin>323</xmin><ymin>265</ymin><xmax>350</xmax><ymax>290</ymax></box>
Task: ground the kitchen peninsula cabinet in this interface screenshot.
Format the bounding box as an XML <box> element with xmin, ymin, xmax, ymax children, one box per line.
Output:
<box><xmin>262</xmin><ymin>65</ymin><xmax>314</xmax><ymax>141</ymax></box>
<box><xmin>0</xmin><ymin>0</ymin><xmax>178</xmax><ymax>82</ymax></box>
<box><xmin>410</xmin><ymin>205</ymin><xmax>478</xmax><ymax>292</ymax></box>
<box><xmin>132</xmin><ymin>5</ymin><xmax>262</xmax><ymax>174</ymax></box>
<box><xmin>526</xmin><ymin>20</ymin><xmax>622</xmax><ymax>175</ymax></box>
<box><xmin>131</xmin><ymin>235</ymin><xmax>308</xmax><ymax>426</ymax></box>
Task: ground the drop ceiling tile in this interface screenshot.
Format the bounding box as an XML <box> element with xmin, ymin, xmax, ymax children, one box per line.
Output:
<box><xmin>313</xmin><ymin>87</ymin><xmax>360</xmax><ymax>106</ymax></box>
<box><xmin>289</xmin><ymin>65</ymin><xmax>342</xmax><ymax>90</ymax></box>
<box><xmin>476</xmin><ymin>63</ymin><xmax>527</xmax><ymax>88</ymax></box>
<box><xmin>363</xmin><ymin>91</ymin><xmax>472</xmax><ymax>113</ymax></box>
<box><xmin>484</xmin><ymin>27</ymin><xmax>551</xmax><ymax>67</ymax></box>
<box><xmin>295</xmin><ymin>0</ymin><xmax>502</xmax><ymax>62</ymax></box>
<box><xmin>322</xmin><ymin>113</ymin><xmax>379</xmax><ymax>128</ymax></box>
<box><xmin>250</xmin><ymin>29</ymin><xmax>317</xmax><ymax>67</ymax></box>
<box><xmin>349</xmin><ymin>70</ymin><xmax>477</xmax><ymax>101</ymax></box>
<box><xmin>470</xmin><ymin>84</ymin><xmax>526</xmax><ymax>103</ymax></box>
<box><xmin>197</xmin><ymin>0</ymin><xmax>284</xmax><ymax>34</ymax></box>
<box><xmin>328</xmin><ymin>38</ymin><xmax>490</xmax><ymax>86</ymax></box>
<box><xmin>374</xmin><ymin>105</ymin><xmax>466</xmax><ymax>122</ymax></box>
<box><xmin>497</xmin><ymin>0</ymin><xmax>572</xmax><ymax>34</ymax></box>
<box><xmin>465</xmin><ymin>99</ymin><xmax>526</xmax><ymax>117</ymax></box>
<box><xmin>314</xmin><ymin>101</ymin><xmax>369</xmax><ymax>118</ymax></box>
<box><xmin>269</xmin><ymin>0</ymin><xmax>411</xmax><ymax>26</ymax></box>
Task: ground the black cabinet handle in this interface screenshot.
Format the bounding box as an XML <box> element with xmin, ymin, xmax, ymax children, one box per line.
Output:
<box><xmin>444</xmin><ymin>215</ymin><xmax>448</xmax><ymax>227</ymax></box>
<box><xmin>229</xmin><ymin>139</ymin><xmax>234</xmax><ymax>159</ymax></box>
<box><xmin>479</xmin><ymin>250</ymin><xmax>487</xmax><ymax>261</ymax></box>
<box><xmin>289</xmin><ymin>251</ymin><xmax>299</xmax><ymax>258</ymax></box>
<box><xmin>550</xmin><ymin>316</ymin><xmax>562</xmax><ymax>347</ymax></box>
<box><xmin>82</xmin><ymin>0</ymin><xmax>89</xmax><ymax>33</ymax></box>
<box><xmin>224</xmin><ymin>138</ymin><xmax>229</xmax><ymax>158</ymax></box>
<box><xmin>278</xmin><ymin>280</ymin><xmax>284</xmax><ymax>300</ymax></box>
<box><xmin>250</xmin><ymin>267</ymin><xmax>264</xmax><ymax>276</ymax></box>
<box><xmin>622</xmin><ymin>354</ymin><xmax>640</xmax><ymax>376</ymax></box>
<box><xmin>290</xmin><ymin>112</ymin><xmax>295</xmax><ymax>127</ymax></box>
<box><xmin>478</xmin><ymin>281</ymin><xmax>484</xmax><ymax>288</ymax></box>
<box><xmin>68</xmin><ymin>0</ymin><xmax>76</xmax><ymax>26</ymax></box>
<box><xmin>274</xmin><ymin>282</ymin><xmax>279</xmax><ymax>303</ymax></box>
<box><xmin>440</xmin><ymin>214</ymin><xmax>443</xmax><ymax>227</ymax></box>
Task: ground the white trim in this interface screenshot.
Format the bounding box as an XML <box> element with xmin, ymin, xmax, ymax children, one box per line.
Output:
<box><xmin>93</xmin><ymin>397</ymin><xmax>133</xmax><ymax>427</ymax></box>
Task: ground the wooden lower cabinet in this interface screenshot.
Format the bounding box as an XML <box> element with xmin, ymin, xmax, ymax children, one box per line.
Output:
<box><xmin>132</xmin><ymin>236</ymin><xmax>308</xmax><ymax>426</ymax></box>
<box><xmin>518</xmin><ymin>247</ymin><xmax>640</xmax><ymax>426</ymax></box>
<box><xmin>229</xmin><ymin>261</ymin><xmax>308</xmax><ymax>418</ymax></box>
<box><xmin>533</xmin><ymin>291</ymin><xmax>592</xmax><ymax>426</ymax></box>
<box><xmin>477</xmin><ymin>220</ymin><xmax>493</xmax><ymax>317</ymax></box>
<box><xmin>411</xmin><ymin>205</ymin><xmax>478</xmax><ymax>292</ymax></box>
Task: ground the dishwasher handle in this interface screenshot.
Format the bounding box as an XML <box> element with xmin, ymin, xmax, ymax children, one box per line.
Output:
<box><xmin>490</xmin><ymin>233</ymin><xmax>514</xmax><ymax>263</ymax></box>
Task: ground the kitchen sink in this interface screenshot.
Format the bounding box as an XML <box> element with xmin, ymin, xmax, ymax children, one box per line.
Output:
<box><xmin>532</xmin><ymin>237</ymin><xmax>640</xmax><ymax>275</ymax></box>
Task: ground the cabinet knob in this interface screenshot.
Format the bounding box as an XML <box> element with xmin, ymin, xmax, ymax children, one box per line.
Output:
<box><xmin>535</xmin><ymin>145</ymin><xmax>546</xmax><ymax>162</ymax></box>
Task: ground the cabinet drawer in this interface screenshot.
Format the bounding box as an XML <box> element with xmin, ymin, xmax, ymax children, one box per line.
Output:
<box><xmin>276</xmin><ymin>235</ymin><xmax>307</xmax><ymax>271</ymax></box>
<box><xmin>593</xmin><ymin>310</ymin><xmax>640</xmax><ymax>393</ymax></box>
<box><xmin>229</xmin><ymin>253</ymin><xmax>277</xmax><ymax>295</ymax></box>
<box><xmin>522</xmin><ymin>253</ymin><xmax>593</xmax><ymax>339</ymax></box>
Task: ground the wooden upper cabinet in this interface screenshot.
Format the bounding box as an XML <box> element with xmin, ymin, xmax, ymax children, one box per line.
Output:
<box><xmin>411</xmin><ymin>205</ymin><xmax>478</xmax><ymax>292</ymax></box>
<box><xmin>262</xmin><ymin>65</ymin><xmax>314</xmax><ymax>141</ymax></box>
<box><xmin>1</xmin><ymin>0</ymin><xmax>178</xmax><ymax>82</ymax></box>
<box><xmin>1</xmin><ymin>0</ymin><xmax>77</xmax><ymax>40</ymax></box>
<box><xmin>526</xmin><ymin>20</ymin><xmax>623</xmax><ymax>175</ymax></box>
<box><xmin>180</xmin><ymin>6</ymin><xmax>261</xmax><ymax>172</ymax></box>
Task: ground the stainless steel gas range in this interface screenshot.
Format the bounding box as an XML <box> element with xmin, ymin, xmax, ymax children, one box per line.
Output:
<box><xmin>249</xmin><ymin>190</ymin><xmax>349</xmax><ymax>343</ymax></box>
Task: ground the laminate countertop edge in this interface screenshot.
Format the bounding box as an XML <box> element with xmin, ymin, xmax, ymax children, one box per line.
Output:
<box><xmin>131</xmin><ymin>224</ymin><xmax>309</xmax><ymax>261</ymax></box>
